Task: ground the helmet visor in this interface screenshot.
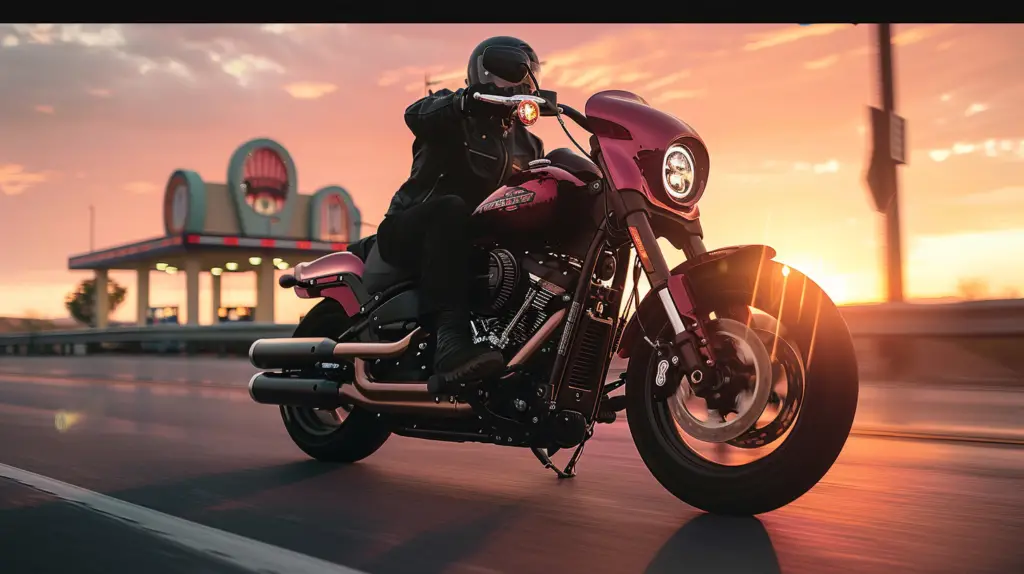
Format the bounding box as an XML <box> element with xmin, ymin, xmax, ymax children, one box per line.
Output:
<box><xmin>475</xmin><ymin>55</ymin><xmax>541</xmax><ymax>94</ymax></box>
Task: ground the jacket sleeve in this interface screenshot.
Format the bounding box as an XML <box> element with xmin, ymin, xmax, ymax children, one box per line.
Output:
<box><xmin>403</xmin><ymin>88</ymin><xmax>465</xmax><ymax>141</ymax></box>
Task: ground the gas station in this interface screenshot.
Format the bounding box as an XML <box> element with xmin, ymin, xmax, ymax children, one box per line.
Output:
<box><xmin>67</xmin><ymin>138</ymin><xmax>363</xmax><ymax>327</ymax></box>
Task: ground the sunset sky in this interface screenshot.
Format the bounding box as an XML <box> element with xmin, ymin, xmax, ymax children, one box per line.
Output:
<box><xmin>1</xmin><ymin>23</ymin><xmax>1022</xmax><ymax>323</ymax></box>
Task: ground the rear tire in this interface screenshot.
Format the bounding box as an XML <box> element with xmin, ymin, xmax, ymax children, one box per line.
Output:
<box><xmin>625</xmin><ymin>259</ymin><xmax>859</xmax><ymax>515</ymax></box>
<box><xmin>279</xmin><ymin>299</ymin><xmax>392</xmax><ymax>463</ymax></box>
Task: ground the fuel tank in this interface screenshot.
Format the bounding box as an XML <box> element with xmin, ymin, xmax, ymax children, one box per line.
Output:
<box><xmin>471</xmin><ymin>165</ymin><xmax>593</xmax><ymax>251</ymax></box>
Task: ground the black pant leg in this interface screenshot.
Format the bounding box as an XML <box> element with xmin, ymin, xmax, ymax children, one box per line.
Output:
<box><xmin>376</xmin><ymin>196</ymin><xmax>472</xmax><ymax>315</ymax></box>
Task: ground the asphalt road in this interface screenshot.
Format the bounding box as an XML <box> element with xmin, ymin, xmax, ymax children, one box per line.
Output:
<box><xmin>1</xmin><ymin>355</ymin><xmax>1022</xmax><ymax>442</ymax></box>
<box><xmin>0</xmin><ymin>369</ymin><xmax>1022</xmax><ymax>574</ymax></box>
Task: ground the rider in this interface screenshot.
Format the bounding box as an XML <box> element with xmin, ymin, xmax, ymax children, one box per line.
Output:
<box><xmin>376</xmin><ymin>36</ymin><xmax>545</xmax><ymax>392</ymax></box>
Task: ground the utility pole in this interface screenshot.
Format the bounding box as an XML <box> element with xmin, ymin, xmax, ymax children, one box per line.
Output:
<box><xmin>424</xmin><ymin>73</ymin><xmax>443</xmax><ymax>96</ymax></box>
<box><xmin>866</xmin><ymin>23</ymin><xmax>906</xmax><ymax>302</ymax></box>
<box><xmin>89</xmin><ymin>204</ymin><xmax>95</xmax><ymax>251</ymax></box>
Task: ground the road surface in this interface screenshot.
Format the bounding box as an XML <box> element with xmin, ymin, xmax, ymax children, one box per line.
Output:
<box><xmin>0</xmin><ymin>368</ymin><xmax>1022</xmax><ymax>573</ymax></box>
<box><xmin>1</xmin><ymin>355</ymin><xmax>1021</xmax><ymax>442</ymax></box>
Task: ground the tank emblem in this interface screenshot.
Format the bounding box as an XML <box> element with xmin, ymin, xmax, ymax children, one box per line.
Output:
<box><xmin>478</xmin><ymin>187</ymin><xmax>535</xmax><ymax>212</ymax></box>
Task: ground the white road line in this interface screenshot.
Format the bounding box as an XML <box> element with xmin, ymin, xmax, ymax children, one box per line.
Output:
<box><xmin>0</xmin><ymin>463</ymin><xmax>367</xmax><ymax>574</ymax></box>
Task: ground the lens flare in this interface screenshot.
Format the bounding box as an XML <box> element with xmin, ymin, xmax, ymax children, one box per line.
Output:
<box><xmin>54</xmin><ymin>410</ymin><xmax>83</xmax><ymax>433</ymax></box>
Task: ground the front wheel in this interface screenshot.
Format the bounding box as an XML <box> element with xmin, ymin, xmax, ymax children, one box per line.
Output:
<box><xmin>625</xmin><ymin>259</ymin><xmax>859</xmax><ymax>515</ymax></box>
<box><xmin>279</xmin><ymin>299</ymin><xmax>392</xmax><ymax>463</ymax></box>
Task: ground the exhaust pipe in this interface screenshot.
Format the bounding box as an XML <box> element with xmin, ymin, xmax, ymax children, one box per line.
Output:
<box><xmin>249</xmin><ymin>328</ymin><xmax>422</xmax><ymax>370</ymax></box>
<box><xmin>249</xmin><ymin>338</ymin><xmax>337</xmax><ymax>370</ymax></box>
<box><xmin>248</xmin><ymin>313</ymin><xmax>567</xmax><ymax>415</ymax></box>
<box><xmin>247</xmin><ymin>359</ymin><xmax>469</xmax><ymax>416</ymax></box>
<box><xmin>248</xmin><ymin>372</ymin><xmax>344</xmax><ymax>409</ymax></box>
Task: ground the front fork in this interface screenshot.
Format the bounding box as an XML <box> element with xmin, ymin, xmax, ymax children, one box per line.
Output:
<box><xmin>625</xmin><ymin>212</ymin><xmax>717</xmax><ymax>394</ymax></box>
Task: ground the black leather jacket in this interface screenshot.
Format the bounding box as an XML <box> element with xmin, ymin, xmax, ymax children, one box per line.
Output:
<box><xmin>385</xmin><ymin>88</ymin><xmax>545</xmax><ymax>217</ymax></box>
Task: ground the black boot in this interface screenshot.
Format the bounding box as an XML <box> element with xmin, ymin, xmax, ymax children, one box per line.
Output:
<box><xmin>428</xmin><ymin>308</ymin><xmax>504</xmax><ymax>393</ymax></box>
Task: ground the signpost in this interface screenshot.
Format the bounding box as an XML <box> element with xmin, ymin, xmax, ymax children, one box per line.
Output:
<box><xmin>865</xmin><ymin>23</ymin><xmax>906</xmax><ymax>303</ymax></box>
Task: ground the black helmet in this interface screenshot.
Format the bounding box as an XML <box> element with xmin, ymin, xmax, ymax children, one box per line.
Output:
<box><xmin>467</xmin><ymin>36</ymin><xmax>541</xmax><ymax>95</ymax></box>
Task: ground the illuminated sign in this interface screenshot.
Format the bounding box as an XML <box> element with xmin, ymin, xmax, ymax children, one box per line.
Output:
<box><xmin>147</xmin><ymin>306</ymin><xmax>180</xmax><ymax>325</ymax></box>
<box><xmin>226</xmin><ymin>138</ymin><xmax>298</xmax><ymax>238</ymax></box>
<box><xmin>309</xmin><ymin>186</ymin><xmax>361</xmax><ymax>243</ymax></box>
<box><xmin>217</xmin><ymin>306</ymin><xmax>255</xmax><ymax>323</ymax></box>
<box><xmin>162</xmin><ymin>170</ymin><xmax>206</xmax><ymax>235</ymax></box>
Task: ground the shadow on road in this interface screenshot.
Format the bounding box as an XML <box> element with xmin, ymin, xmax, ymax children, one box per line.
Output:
<box><xmin>645</xmin><ymin>513</ymin><xmax>781</xmax><ymax>574</ymax></box>
<box><xmin>101</xmin><ymin>459</ymin><xmax>534</xmax><ymax>573</ymax></box>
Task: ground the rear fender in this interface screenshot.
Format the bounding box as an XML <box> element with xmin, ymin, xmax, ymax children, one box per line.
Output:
<box><xmin>280</xmin><ymin>252</ymin><xmax>370</xmax><ymax>317</ymax></box>
<box><xmin>616</xmin><ymin>245</ymin><xmax>777</xmax><ymax>358</ymax></box>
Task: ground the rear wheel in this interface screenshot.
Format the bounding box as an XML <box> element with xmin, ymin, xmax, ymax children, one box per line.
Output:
<box><xmin>625</xmin><ymin>259</ymin><xmax>858</xmax><ymax>515</ymax></box>
<box><xmin>279</xmin><ymin>299</ymin><xmax>391</xmax><ymax>463</ymax></box>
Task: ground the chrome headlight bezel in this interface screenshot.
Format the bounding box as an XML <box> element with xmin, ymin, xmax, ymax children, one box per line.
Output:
<box><xmin>662</xmin><ymin>144</ymin><xmax>697</xmax><ymax>204</ymax></box>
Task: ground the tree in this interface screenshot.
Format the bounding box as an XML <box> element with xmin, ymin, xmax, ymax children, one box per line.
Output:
<box><xmin>956</xmin><ymin>277</ymin><xmax>989</xmax><ymax>301</ymax></box>
<box><xmin>65</xmin><ymin>278</ymin><xmax>127</xmax><ymax>326</ymax></box>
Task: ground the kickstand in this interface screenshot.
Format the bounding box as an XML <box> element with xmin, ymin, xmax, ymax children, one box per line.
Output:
<box><xmin>531</xmin><ymin>431</ymin><xmax>591</xmax><ymax>480</ymax></box>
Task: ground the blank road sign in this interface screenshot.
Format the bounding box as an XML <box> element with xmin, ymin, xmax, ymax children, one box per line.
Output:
<box><xmin>890</xmin><ymin>113</ymin><xmax>907</xmax><ymax>165</ymax></box>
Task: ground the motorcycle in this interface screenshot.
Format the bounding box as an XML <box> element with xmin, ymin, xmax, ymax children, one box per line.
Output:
<box><xmin>246</xmin><ymin>46</ymin><xmax>859</xmax><ymax>515</ymax></box>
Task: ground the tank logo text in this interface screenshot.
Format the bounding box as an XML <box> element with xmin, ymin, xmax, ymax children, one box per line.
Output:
<box><xmin>478</xmin><ymin>187</ymin><xmax>535</xmax><ymax>212</ymax></box>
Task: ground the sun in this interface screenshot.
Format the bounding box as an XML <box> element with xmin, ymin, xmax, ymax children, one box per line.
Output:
<box><xmin>776</xmin><ymin>257</ymin><xmax>856</xmax><ymax>305</ymax></box>
<box><xmin>811</xmin><ymin>273</ymin><xmax>852</xmax><ymax>305</ymax></box>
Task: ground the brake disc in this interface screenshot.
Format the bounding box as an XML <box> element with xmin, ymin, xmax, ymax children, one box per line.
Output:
<box><xmin>666</xmin><ymin>318</ymin><xmax>774</xmax><ymax>443</ymax></box>
<box><xmin>727</xmin><ymin>329</ymin><xmax>806</xmax><ymax>449</ymax></box>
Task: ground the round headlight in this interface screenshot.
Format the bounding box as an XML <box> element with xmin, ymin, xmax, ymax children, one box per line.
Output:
<box><xmin>662</xmin><ymin>144</ymin><xmax>696</xmax><ymax>203</ymax></box>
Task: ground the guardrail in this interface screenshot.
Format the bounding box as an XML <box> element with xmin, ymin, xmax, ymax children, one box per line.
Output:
<box><xmin>838</xmin><ymin>299</ymin><xmax>1024</xmax><ymax>337</ymax></box>
<box><xmin>1</xmin><ymin>299</ymin><xmax>1023</xmax><ymax>349</ymax></box>
<box><xmin>0</xmin><ymin>322</ymin><xmax>295</xmax><ymax>347</ymax></box>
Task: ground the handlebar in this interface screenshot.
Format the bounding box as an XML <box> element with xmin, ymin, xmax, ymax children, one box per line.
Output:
<box><xmin>472</xmin><ymin>92</ymin><xmax>547</xmax><ymax>106</ymax></box>
<box><xmin>471</xmin><ymin>92</ymin><xmax>592</xmax><ymax>133</ymax></box>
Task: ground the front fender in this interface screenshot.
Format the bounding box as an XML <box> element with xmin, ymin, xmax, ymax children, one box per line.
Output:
<box><xmin>616</xmin><ymin>244</ymin><xmax>777</xmax><ymax>358</ymax></box>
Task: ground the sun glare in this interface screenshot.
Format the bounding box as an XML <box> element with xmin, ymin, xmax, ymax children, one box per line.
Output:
<box><xmin>813</xmin><ymin>273</ymin><xmax>851</xmax><ymax>305</ymax></box>
<box><xmin>781</xmin><ymin>258</ymin><xmax>855</xmax><ymax>304</ymax></box>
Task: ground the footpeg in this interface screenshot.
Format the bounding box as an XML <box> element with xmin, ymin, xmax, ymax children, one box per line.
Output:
<box><xmin>601</xmin><ymin>395</ymin><xmax>627</xmax><ymax>413</ymax></box>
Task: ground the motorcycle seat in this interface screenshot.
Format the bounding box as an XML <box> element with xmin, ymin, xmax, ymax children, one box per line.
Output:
<box><xmin>362</xmin><ymin>242</ymin><xmax>418</xmax><ymax>294</ymax></box>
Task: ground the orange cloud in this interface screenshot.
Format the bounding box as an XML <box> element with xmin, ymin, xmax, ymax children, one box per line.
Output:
<box><xmin>122</xmin><ymin>181</ymin><xmax>159</xmax><ymax>194</ymax></box>
<box><xmin>283</xmin><ymin>82</ymin><xmax>338</xmax><ymax>100</ymax></box>
<box><xmin>954</xmin><ymin>186</ymin><xmax>1024</xmax><ymax>206</ymax></box>
<box><xmin>216</xmin><ymin>54</ymin><xmax>284</xmax><ymax>86</ymax></box>
<box><xmin>8</xmin><ymin>24</ymin><xmax>126</xmax><ymax>49</ymax></box>
<box><xmin>923</xmin><ymin>138</ymin><xmax>1024</xmax><ymax>163</ymax></box>
<box><xmin>0</xmin><ymin>164</ymin><xmax>52</xmax><ymax>196</ymax></box>
<box><xmin>88</xmin><ymin>88</ymin><xmax>112</xmax><ymax>98</ymax></box>
<box><xmin>652</xmin><ymin>89</ymin><xmax>705</xmax><ymax>104</ymax></box>
<box><xmin>804</xmin><ymin>54</ymin><xmax>840</xmax><ymax>70</ymax></box>
<box><xmin>892</xmin><ymin>24</ymin><xmax>953</xmax><ymax>47</ymax></box>
<box><xmin>643</xmin><ymin>71</ymin><xmax>692</xmax><ymax>92</ymax></box>
<box><xmin>542</xmin><ymin>29</ymin><xmax>674</xmax><ymax>95</ymax></box>
<box><xmin>34</xmin><ymin>104</ymin><xmax>54</xmax><ymax>114</ymax></box>
<box><xmin>375</xmin><ymin>29</ymin><xmax>698</xmax><ymax>100</ymax></box>
<box><xmin>743</xmin><ymin>24</ymin><xmax>850</xmax><ymax>52</ymax></box>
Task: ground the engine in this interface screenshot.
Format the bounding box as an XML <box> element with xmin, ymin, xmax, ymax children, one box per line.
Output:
<box><xmin>471</xmin><ymin>249</ymin><xmax>580</xmax><ymax>354</ymax></box>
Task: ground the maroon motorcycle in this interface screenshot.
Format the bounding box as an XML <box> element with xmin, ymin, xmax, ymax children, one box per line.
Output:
<box><xmin>247</xmin><ymin>46</ymin><xmax>859</xmax><ymax>515</ymax></box>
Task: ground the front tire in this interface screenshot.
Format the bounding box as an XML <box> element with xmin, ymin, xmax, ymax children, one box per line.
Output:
<box><xmin>626</xmin><ymin>259</ymin><xmax>859</xmax><ymax>515</ymax></box>
<box><xmin>279</xmin><ymin>299</ymin><xmax>392</xmax><ymax>463</ymax></box>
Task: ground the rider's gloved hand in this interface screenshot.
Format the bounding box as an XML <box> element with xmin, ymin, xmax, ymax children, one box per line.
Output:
<box><xmin>460</xmin><ymin>83</ymin><xmax>509</xmax><ymax>119</ymax></box>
